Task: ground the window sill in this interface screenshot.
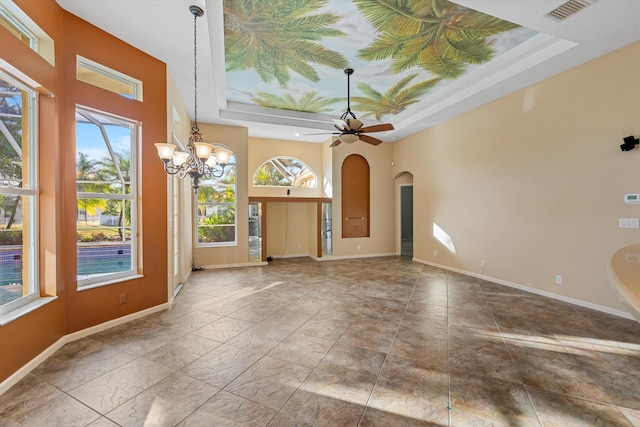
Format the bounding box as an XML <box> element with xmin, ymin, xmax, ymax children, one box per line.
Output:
<box><xmin>78</xmin><ymin>274</ymin><xmax>144</xmax><ymax>291</ymax></box>
<box><xmin>0</xmin><ymin>296</ymin><xmax>58</xmax><ymax>326</ymax></box>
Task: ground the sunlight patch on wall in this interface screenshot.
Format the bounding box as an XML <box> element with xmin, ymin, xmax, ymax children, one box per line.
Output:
<box><xmin>433</xmin><ymin>223</ymin><xmax>456</xmax><ymax>254</ymax></box>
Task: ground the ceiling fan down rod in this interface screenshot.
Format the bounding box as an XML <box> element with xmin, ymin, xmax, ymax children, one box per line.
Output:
<box><xmin>342</xmin><ymin>68</ymin><xmax>357</xmax><ymax>120</ymax></box>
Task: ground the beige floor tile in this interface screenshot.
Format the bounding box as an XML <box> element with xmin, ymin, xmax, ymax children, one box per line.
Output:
<box><xmin>177</xmin><ymin>390</ymin><xmax>276</xmax><ymax>427</ymax></box>
<box><xmin>142</xmin><ymin>333</ymin><xmax>222</xmax><ymax>370</ymax></box>
<box><xmin>2</xmin><ymin>393</ymin><xmax>101</xmax><ymax>427</ymax></box>
<box><xmin>4</xmin><ymin>257</ymin><xmax>640</xmax><ymax>426</ymax></box>
<box><xmin>268</xmin><ymin>331</ymin><xmax>337</xmax><ymax>368</ymax></box>
<box><xmin>106</xmin><ymin>372</ymin><xmax>219</xmax><ymax>426</ymax></box>
<box><xmin>226</xmin><ymin>356</ymin><xmax>311</xmax><ymax>410</ymax></box>
<box><xmin>0</xmin><ymin>374</ymin><xmax>63</xmax><ymax>419</ymax></box>
<box><xmin>192</xmin><ymin>316</ymin><xmax>254</xmax><ymax>342</ymax></box>
<box><xmin>527</xmin><ymin>386</ymin><xmax>634</xmax><ymax>427</ymax></box>
<box><xmin>179</xmin><ymin>343</ymin><xmax>264</xmax><ymax>388</ymax></box>
<box><xmin>68</xmin><ymin>357</ymin><xmax>173</xmax><ymax>414</ymax></box>
<box><xmin>449</xmin><ymin>373</ymin><xmax>539</xmax><ymax>426</ymax></box>
<box><xmin>280</xmin><ymin>379</ymin><xmax>367</xmax><ymax>427</ymax></box>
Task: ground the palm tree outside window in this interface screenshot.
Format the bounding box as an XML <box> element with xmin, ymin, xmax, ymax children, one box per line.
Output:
<box><xmin>75</xmin><ymin>106</ymin><xmax>139</xmax><ymax>289</ymax></box>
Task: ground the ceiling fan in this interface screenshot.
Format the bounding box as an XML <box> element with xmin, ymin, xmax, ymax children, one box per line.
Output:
<box><xmin>314</xmin><ymin>68</ymin><xmax>394</xmax><ymax>147</ymax></box>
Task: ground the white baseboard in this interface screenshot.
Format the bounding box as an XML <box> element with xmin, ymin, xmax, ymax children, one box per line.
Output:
<box><xmin>413</xmin><ymin>257</ymin><xmax>633</xmax><ymax>320</ymax></box>
<box><xmin>0</xmin><ymin>302</ymin><xmax>169</xmax><ymax>396</ymax></box>
<box><xmin>201</xmin><ymin>261</ymin><xmax>268</xmax><ymax>269</ymax></box>
<box><xmin>315</xmin><ymin>252</ymin><xmax>396</xmax><ymax>261</ymax></box>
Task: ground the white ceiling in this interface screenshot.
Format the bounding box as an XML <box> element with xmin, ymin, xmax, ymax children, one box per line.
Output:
<box><xmin>56</xmin><ymin>0</ymin><xmax>640</xmax><ymax>143</ymax></box>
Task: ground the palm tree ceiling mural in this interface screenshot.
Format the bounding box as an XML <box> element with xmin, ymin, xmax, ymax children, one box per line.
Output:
<box><xmin>223</xmin><ymin>0</ymin><xmax>537</xmax><ymax>122</ymax></box>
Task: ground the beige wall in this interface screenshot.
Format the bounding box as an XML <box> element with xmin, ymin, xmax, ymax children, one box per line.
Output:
<box><xmin>248</xmin><ymin>137</ymin><xmax>326</xmax><ymax>259</ymax></box>
<box><xmin>331</xmin><ymin>140</ymin><xmax>396</xmax><ymax>257</ymax></box>
<box><xmin>192</xmin><ymin>124</ymin><xmax>249</xmax><ymax>267</ymax></box>
<box><xmin>166</xmin><ymin>72</ymin><xmax>192</xmax><ymax>290</ymax></box>
<box><xmin>266</xmin><ymin>202</ymin><xmax>317</xmax><ymax>258</ymax></box>
<box><xmin>393</xmin><ymin>41</ymin><xmax>640</xmax><ymax>313</ymax></box>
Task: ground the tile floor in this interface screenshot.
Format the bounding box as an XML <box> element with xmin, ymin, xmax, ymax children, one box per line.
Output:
<box><xmin>2</xmin><ymin>257</ymin><xmax>640</xmax><ymax>426</ymax></box>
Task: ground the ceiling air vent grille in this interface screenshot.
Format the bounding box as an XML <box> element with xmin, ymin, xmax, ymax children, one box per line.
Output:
<box><xmin>546</xmin><ymin>0</ymin><xmax>597</xmax><ymax>21</ymax></box>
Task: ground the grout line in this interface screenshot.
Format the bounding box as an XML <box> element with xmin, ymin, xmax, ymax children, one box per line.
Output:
<box><xmin>356</xmin><ymin>267</ymin><xmax>422</xmax><ymax>426</ymax></box>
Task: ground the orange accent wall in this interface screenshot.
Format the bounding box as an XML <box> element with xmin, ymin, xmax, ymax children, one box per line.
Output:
<box><xmin>0</xmin><ymin>0</ymin><xmax>169</xmax><ymax>383</ymax></box>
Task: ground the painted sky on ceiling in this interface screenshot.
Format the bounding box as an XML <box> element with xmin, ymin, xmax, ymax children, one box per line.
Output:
<box><xmin>223</xmin><ymin>0</ymin><xmax>538</xmax><ymax>121</ymax></box>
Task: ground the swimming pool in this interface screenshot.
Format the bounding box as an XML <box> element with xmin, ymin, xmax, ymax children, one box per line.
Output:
<box><xmin>0</xmin><ymin>244</ymin><xmax>131</xmax><ymax>286</ymax></box>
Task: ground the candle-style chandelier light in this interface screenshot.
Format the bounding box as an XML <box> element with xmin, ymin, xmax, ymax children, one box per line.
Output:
<box><xmin>155</xmin><ymin>5</ymin><xmax>231</xmax><ymax>191</ymax></box>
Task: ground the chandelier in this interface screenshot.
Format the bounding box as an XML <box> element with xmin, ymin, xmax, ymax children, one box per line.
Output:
<box><xmin>155</xmin><ymin>5</ymin><xmax>231</xmax><ymax>191</ymax></box>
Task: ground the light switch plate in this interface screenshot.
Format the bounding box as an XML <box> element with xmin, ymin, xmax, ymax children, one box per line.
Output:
<box><xmin>619</xmin><ymin>218</ymin><xmax>639</xmax><ymax>229</ymax></box>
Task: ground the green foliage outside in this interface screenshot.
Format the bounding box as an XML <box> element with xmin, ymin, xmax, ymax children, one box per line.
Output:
<box><xmin>76</xmin><ymin>150</ymin><xmax>132</xmax><ymax>242</ymax></box>
<box><xmin>0</xmin><ymin>77</ymin><xmax>23</xmax><ymax>232</ymax></box>
<box><xmin>198</xmin><ymin>204</ymin><xmax>236</xmax><ymax>243</ymax></box>
<box><xmin>253</xmin><ymin>164</ymin><xmax>288</xmax><ymax>186</ymax></box>
<box><xmin>197</xmin><ymin>166</ymin><xmax>237</xmax><ymax>243</ymax></box>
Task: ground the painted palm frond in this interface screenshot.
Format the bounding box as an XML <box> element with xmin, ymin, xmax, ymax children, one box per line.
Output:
<box><xmin>351</xmin><ymin>74</ymin><xmax>440</xmax><ymax>120</ymax></box>
<box><xmin>224</xmin><ymin>0</ymin><xmax>348</xmax><ymax>85</ymax></box>
<box><xmin>251</xmin><ymin>91</ymin><xmax>342</xmax><ymax>113</ymax></box>
<box><xmin>354</xmin><ymin>0</ymin><xmax>519</xmax><ymax>79</ymax></box>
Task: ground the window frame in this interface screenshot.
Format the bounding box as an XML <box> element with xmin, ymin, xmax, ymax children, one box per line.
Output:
<box><xmin>0</xmin><ymin>69</ymin><xmax>39</xmax><ymax>317</ymax></box>
<box><xmin>0</xmin><ymin>2</ymin><xmax>54</xmax><ymax>66</ymax></box>
<box><xmin>76</xmin><ymin>56</ymin><xmax>143</xmax><ymax>101</ymax></box>
<box><xmin>0</xmin><ymin>3</ymin><xmax>37</xmax><ymax>49</ymax></box>
<box><xmin>75</xmin><ymin>105</ymin><xmax>140</xmax><ymax>290</ymax></box>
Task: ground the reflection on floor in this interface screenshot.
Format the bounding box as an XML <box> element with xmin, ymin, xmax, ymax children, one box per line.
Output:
<box><xmin>2</xmin><ymin>257</ymin><xmax>640</xmax><ymax>426</ymax></box>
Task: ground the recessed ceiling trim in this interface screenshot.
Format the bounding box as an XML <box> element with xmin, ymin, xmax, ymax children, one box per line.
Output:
<box><xmin>220</xmin><ymin>108</ymin><xmax>337</xmax><ymax>132</ymax></box>
<box><xmin>546</xmin><ymin>0</ymin><xmax>597</xmax><ymax>21</ymax></box>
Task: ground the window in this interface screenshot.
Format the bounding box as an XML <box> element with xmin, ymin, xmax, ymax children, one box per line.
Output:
<box><xmin>76</xmin><ymin>56</ymin><xmax>143</xmax><ymax>101</ymax></box>
<box><xmin>76</xmin><ymin>106</ymin><xmax>139</xmax><ymax>288</ymax></box>
<box><xmin>0</xmin><ymin>2</ymin><xmax>55</xmax><ymax>65</ymax></box>
<box><xmin>196</xmin><ymin>145</ymin><xmax>236</xmax><ymax>246</ymax></box>
<box><xmin>0</xmin><ymin>70</ymin><xmax>38</xmax><ymax>316</ymax></box>
<box><xmin>253</xmin><ymin>156</ymin><xmax>317</xmax><ymax>188</ymax></box>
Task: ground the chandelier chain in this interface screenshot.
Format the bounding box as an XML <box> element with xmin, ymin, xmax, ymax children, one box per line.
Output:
<box><xmin>193</xmin><ymin>9</ymin><xmax>198</xmax><ymax>127</ymax></box>
<box><xmin>155</xmin><ymin>5</ymin><xmax>229</xmax><ymax>193</ymax></box>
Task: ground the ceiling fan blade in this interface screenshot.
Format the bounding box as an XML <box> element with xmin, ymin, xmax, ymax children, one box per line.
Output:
<box><xmin>332</xmin><ymin>119</ymin><xmax>348</xmax><ymax>131</ymax></box>
<box><xmin>303</xmin><ymin>132</ymin><xmax>340</xmax><ymax>135</ymax></box>
<box><xmin>330</xmin><ymin>138</ymin><xmax>342</xmax><ymax>147</ymax></box>
<box><xmin>359</xmin><ymin>134</ymin><xmax>384</xmax><ymax>146</ymax></box>
<box><xmin>359</xmin><ymin>123</ymin><xmax>394</xmax><ymax>133</ymax></box>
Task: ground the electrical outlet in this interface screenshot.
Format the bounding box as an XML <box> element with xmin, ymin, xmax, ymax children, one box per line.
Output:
<box><xmin>119</xmin><ymin>293</ymin><xmax>127</xmax><ymax>304</ymax></box>
<box><xmin>480</xmin><ymin>259</ymin><xmax>485</xmax><ymax>268</ymax></box>
<box><xmin>357</xmin><ymin>244</ymin><xmax>361</xmax><ymax>250</ymax></box>
<box><xmin>433</xmin><ymin>250</ymin><xmax>438</xmax><ymax>257</ymax></box>
<box><xmin>555</xmin><ymin>275</ymin><xmax>563</xmax><ymax>285</ymax></box>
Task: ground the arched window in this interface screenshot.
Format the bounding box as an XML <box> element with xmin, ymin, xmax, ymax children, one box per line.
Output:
<box><xmin>253</xmin><ymin>156</ymin><xmax>317</xmax><ymax>188</ymax></box>
<box><xmin>195</xmin><ymin>144</ymin><xmax>237</xmax><ymax>246</ymax></box>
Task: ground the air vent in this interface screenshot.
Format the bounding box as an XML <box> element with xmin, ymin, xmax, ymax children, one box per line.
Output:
<box><xmin>546</xmin><ymin>0</ymin><xmax>597</xmax><ymax>21</ymax></box>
